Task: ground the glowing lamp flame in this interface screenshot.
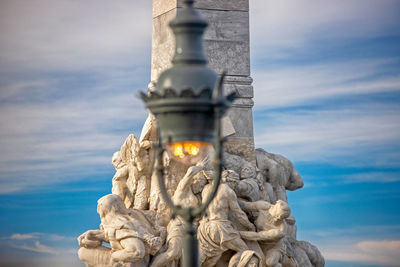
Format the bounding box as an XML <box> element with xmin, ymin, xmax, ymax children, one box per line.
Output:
<box><xmin>166</xmin><ymin>141</ymin><xmax>211</xmax><ymax>164</ymax></box>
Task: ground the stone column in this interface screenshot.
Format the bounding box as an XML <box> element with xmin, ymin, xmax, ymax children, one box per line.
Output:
<box><xmin>152</xmin><ymin>0</ymin><xmax>255</xmax><ymax>162</ymax></box>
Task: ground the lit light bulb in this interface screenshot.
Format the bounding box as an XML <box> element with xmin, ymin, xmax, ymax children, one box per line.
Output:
<box><xmin>166</xmin><ymin>141</ymin><xmax>211</xmax><ymax>165</ymax></box>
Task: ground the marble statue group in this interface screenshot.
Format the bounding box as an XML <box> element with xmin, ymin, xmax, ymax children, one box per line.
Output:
<box><xmin>78</xmin><ymin>1</ymin><xmax>325</xmax><ymax>265</ymax></box>
<box><xmin>77</xmin><ymin>113</ymin><xmax>324</xmax><ymax>267</ymax></box>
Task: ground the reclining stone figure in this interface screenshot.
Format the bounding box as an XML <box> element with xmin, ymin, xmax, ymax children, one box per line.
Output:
<box><xmin>78</xmin><ymin>194</ymin><xmax>163</xmax><ymax>267</ymax></box>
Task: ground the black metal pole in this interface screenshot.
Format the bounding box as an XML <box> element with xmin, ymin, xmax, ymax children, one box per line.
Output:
<box><xmin>181</xmin><ymin>216</ymin><xmax>198</xmax><ymax>267</ymax></box>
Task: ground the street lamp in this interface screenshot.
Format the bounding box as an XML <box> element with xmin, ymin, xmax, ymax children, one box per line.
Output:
<box><xmin>140</xmin><ymin>0</ymin><xmax>236</xmax><ymax>266</ymax></box>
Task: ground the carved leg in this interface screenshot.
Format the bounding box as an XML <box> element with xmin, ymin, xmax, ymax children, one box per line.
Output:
<box><xmin>265</xmin><ymin>248</ymin><xmax>282</xmax><ymax>267</ymax></box>
<box><xmin>150</xmin><ymin>237</ymin><xmax>182</xmax><ymax>267</ymax></box>
<box><xmin>77</xmin><ymin>246</ymin><xmax>111</xmax><ymax>267</ymax></box>
<box><xmin>202</xmin><ymin>254</ymin><xmax>223</xmax><ymax>267</ymax></box>
<box><xmin>223</xmin><ymin>237</ymin><xmax>249</xmax><ymax>267</ymax></box>
<box><xmin>111</xmin><ymin>238</ymin><xmax>146</xmax><ymax>264</ymax></box>
<box><xmin>228</xmin><ymin>253</ymin><xmax>241</xmax><ymax>267</ymax></box>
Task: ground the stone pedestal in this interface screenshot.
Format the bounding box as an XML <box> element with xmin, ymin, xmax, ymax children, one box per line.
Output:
<box><xmin>152</xmin><ymin>0</ymin><xmax>255</xmax><ymax>162</ymax></box>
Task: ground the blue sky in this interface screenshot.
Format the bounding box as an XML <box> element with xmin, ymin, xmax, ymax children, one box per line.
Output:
<box><xmin>0</xmin><ymin>0</ymin><xmax>399</xmax><ymax>266</ymax></box>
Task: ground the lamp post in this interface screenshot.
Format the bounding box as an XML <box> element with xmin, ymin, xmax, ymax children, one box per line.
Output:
<box><xmin>140</xmin><ymin>0</ymin><xmax>236</xmax><ymax>266</ymax></box>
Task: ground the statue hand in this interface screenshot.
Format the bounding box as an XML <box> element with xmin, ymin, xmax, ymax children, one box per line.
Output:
<box><xmin>77</xmin><ymin>230</ymin><xmax>102</xmax><ymax>248</ymax></box>
<box><xmin>248</xmin><ymin>224</ymin><xmax>256</xmax><ymax>232</ymax></box>
<box><xmin>187</xmin><ymin>165</ymin><xmax>203</xmax><ymax>176</ymax></box>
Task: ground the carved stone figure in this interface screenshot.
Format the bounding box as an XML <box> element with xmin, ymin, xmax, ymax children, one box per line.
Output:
<box><xmin>78</xmin><ymin>194</ymin><xmax>164</xmax><ymax>267</ymax></box>
<box><xmin>198</xmin><ymin>177</ymin><xmax>255</xmax><ymax>267</ymax></box>
<box><xmin>293</xmin><ymin>241</ymin><xmax>325</xmax><ymax>267</ymax></box>
<box><xmin>111</xmin><ymin>151</ymin><xmax>133</xmax><ymax>209</ymax></box>
<box><xmin>239</xmin><ymin>200</ymin><xmax>294</xmax><ymax>267</ymax></box>
<box><xmin>255</xmin><ymin>149</ymin><xmax>304</xmax><ymax>203</ymax></box>
<box><xmin>151</xmin><ymin>164</ymin><xmax>205</xmax><ymax>267</ymax></box>
<box><xmin>112</xmin><ymin>134</ymin><xmax>152</xmax><ymax>210</ymax></box>
<box><xmin>80</xmin><ymin>129</ymin><xmax>323</xmax><ymax>267</ymax></box>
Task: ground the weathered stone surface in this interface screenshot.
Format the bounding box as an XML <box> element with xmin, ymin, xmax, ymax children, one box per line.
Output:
<box><xmin>224</xmin><ymin>76</ymin><xmax>253</xmax><ymax>98</ymax></box>
<box><xmin>153</xmin><ymin>0</ymin><xmax>176</xmax><ymax>18</ymax></box>
<box><xmin>227</xmin><ymin>107</ymin><xmax>254</xmax><ymax>137</ymax></box>
<box><xmin>189</xmin><ymin>0</ymin><xmax>249</xmax><ymax>12</ymax></box>
<box><xmin>224</xmin><ymin>137</ymin><xmax>256</xmax><ymax>163</ymax></box>
<box><xmin>202</xmin><ymin>10</ymin><xmax>249</xmax><ymax>42</ymax></box>
<box><xmin>153</xmin><ymin>0</ymin><xmax>249</xmax><ymax>18</ymax></box>
<box><xmin>151</xmin><ymin>9</ymin><xmax>250</xmax><ymax>80</ymax></box>
<box><xmin>204</xmin><ymin>40</ymin><xmax>250</xmax><ymax>76</ymax></box>
<box><xmin>151</xmin><ymin>9</ymin><xmax>176</xmax><ymax>81</ymax></box>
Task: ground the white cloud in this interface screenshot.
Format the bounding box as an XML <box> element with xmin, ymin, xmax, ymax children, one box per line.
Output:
<box><xmin>254</xmin><ymin>102</ymin><xmax>400</xmax><ymax>165</ymax></box>
<box><xmin>0</xmin><ymin>65</ymin><xmax>149</xmax><ymax>193</ymax></box>
<box><xmin>8</xmin><ymin>232</ymin><xmax>73</xmax><ymax>241</ymax></box>
<box><xmin>0</xmin><ymin>0</ymin><xmax>152</xmax><ymax>73</ymax></box>
<box><xmin>4</xmin><ymin>232</ymin><xmax>76</xmax><ymax>257</ymax></box>
<box><xmin>322</xmin><ymin>240</ymin><xmax>400</xmax><ymax>266</ymax></box>
<box><xmin>0</xmin><ymin>0</ymin><xmax>154</xmax><ymax>193</ymax></box>
<box><xmin>298</xmin><ymin>225</ymin><xmax>400</xmax><ymax>266</ymax></box>
<box><xmin>250</xmin><ymin>0</ymin><xmax>400</xmax><ymax>54</ymax></box>
<box><xmin>11</xmin><ymin>233</ymin><xmax>37</xmax><ymax>240</ymax></box>
<box><xmin>342</xmin><ymin>172</ymin><xmax>400</xmax><ymax>184</ymax></box>
<box><xmin>13</xmin><ymin>241</ymin><xmax>57</xmax><ymax>255</ymax></box>
<box><xmin>253</xmin><ymin>59</ymin><xmax>400</xmax><ymax>109</ymax></box>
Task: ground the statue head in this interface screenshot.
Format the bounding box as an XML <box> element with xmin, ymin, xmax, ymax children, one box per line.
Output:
<box><xmin>192</xmin><ymin>171</ymin><xmax>208</xmax><ymax>194</ymax></box>
<box><xmin>111</xmin><ymin>151</ymin><xmax>122</xmax><ymax>168</ymax></box>
<box><xmin>97</xmin><ymin>194</ymin><xmax>127</xmax><ymax>220</ymax></box>
<box><xmin>222</xmin><ymin>169</ymin><xmax>240</xmax><ymax>189</ymax></box>
<box><xmin>269</xmin><ymin>200</ymin><xmax>291</xmax><ymax>221</ymax></box>
<box><xmin>137</xmin><ymin>145</ymin><xmax>150</xmax><ymax>172</ymax></box>
<box><xmin>202</xmin><ymin>170</ymin><xmax>215</xmax><ymax>182</ymax></box>
<box><xmin>240</xmin><ymin>162</ymin><xmax>256</xmax><ymax>180</ymax></box>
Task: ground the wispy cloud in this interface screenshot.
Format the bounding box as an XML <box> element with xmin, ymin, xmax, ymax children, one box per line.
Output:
<box><xmin>342</xmin><ymin>172</ymin><xmax>400</xmax><ymax>184</ymax></box>
<box><xmin>253</xmin><ymin>59</ymin><xmax>400</xmax><ymax>109</ymax></box>
<box><xmin>3</xmin><ymin>232</ymin><xmax>76</xmax><ymax>256</ymax></box>
<box><xmin>250</xmin><ymin>0</ymin><xmax>400</xmax><ymax>55</ymax></box>
<box><xmin>0</xmin><ymin>0</ymin><xmax>152</xmax><ymax>73</ymax></box>
<box><xmin>0</xmin><ymin>0</ymin><xmax>155</xmax><ymax>194</ymax></box>
<box><xmin>302</xmin><ymin>225</ymin><xmax>400</xmax><ymax>241</ymax></box>
<box><xmin>0</xmin><ymin>67</ymin><xmax>149</xmax><ymax>193</ymax></box>
<box><xmin>323</xmin><ymin>240</ymin><xmax>400</xmax><ymax>266</ymax></box>
<box><xmin>1</xmin><ymin>232</ymin><xmax>80</xmax><ymax>267</ymax></box>
<box><xmin>11</xmin><ymin>233</ymin><xmax>37</xmax><ymax>240</ymax></box>
<box><xmin>13</xmin><ymin>241</ymin><xmax>57</xmax><ymax>254</ymax></box>
<box><xmin>298</xmin><ymin>225</ymin><xmax>400</xmax><ymax>266</ymax></box>
<box><xmin>254</xmin><ymin>101</ymin><xmax>400</xmax><ymax>166</ymax></box>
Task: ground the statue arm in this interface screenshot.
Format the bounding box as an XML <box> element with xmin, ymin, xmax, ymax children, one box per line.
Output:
<box><xmin>239</xmin><ymin>200</ymin><xmax>271</xmax><ymax>212</ymax></box>
<box><xmin>78</xmin><ymin>229</ymin><xmax>107</xmax><ymax>248</ymax></box>
<box><xmin>111</xmin><ymin>237</ymin><xmax>146</xmax><ymax>263</ymax></box>
<box><xmin>88</xmin><ymin>229</ymin><xmax>106</xmax><ymax>240</ymax></box>
<box><xmin>175</xmin><ymin>165</ymin><xmax>203</xmax><ymax>193</ymax></box>
<box><xmin>240</xmin><ymin>229</ymin><xmax>285</xmax><ymax>242</ymax></box>
<box><xmin>286</xmin><ymin>168</ymin><xmax>304</xmax><ymax>190</ymax></box>
<box><xmin>228</xmin><ymin>191</ymin><xmax>255</xmax><ymax>231</ymax></box>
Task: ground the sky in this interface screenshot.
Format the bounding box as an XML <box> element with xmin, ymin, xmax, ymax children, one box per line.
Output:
<box><xmin>0</xmin><ymin>0</ymin><xmax>399</xmax><ymax>266</ymax></box>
